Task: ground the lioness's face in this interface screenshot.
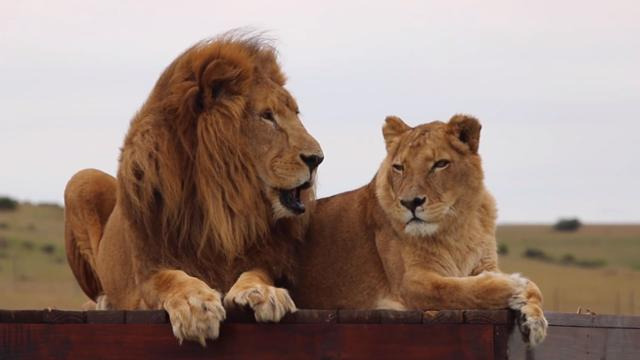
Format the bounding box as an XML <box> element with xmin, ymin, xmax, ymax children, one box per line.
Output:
<box><xmin>246</xmin><ymin>78</ymin><xmax>324</xmax><ymax>219</ymax></box>
<box><xmin>376</xmin><ymin>115</ymin><xmax>484</xmax><ymax>237</ymax></box>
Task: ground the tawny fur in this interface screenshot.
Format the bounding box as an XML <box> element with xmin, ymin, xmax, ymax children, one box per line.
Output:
<box><xmin>64</xmin><ymin>34</ymin><xmax>323</xmax><ymax>345</ymax></box>
<box><xmin>293</xmin><ymin>115</ymin><xmax>547</xmax><ymax>346</ymax></box>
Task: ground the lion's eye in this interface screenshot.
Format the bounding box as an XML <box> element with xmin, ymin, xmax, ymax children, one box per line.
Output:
<box><xmin>260</xmin><ymin>110</ymin><xmax>275</xmax><ymax>122</ymax></box>
<box><xmin>432</xmin><ymin>160</ymin><xmax>450</xmax><ymax>170</ymax></box>
<box><xmin>392</xmin><ymin>164</ymin><xmax>404</xmax><ymax>172</ymax></box>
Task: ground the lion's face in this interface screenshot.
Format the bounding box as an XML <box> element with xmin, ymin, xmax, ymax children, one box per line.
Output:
<box><xmin>245</xmin><ymin>78</ymin><xmax>323</xmax><ymax>219</ymax></box>
<box><xmin>376</xmin><ymin>115</ymin><xmax>484</xmax><ymax>237</ymax></box>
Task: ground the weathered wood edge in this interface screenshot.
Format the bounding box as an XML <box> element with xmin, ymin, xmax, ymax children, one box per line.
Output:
<box><xmin>1</xmin><ymin>309</ymin><xmax>639</xmax><ymax>328</ymax></box>
<box><xmin>545</xmin><ymin>312</ymin><xmax>640</xmax><ymax>329</ymax></box>
<box><xmin>86</xmin><ymin>310</ymin><xmax>126</xmax><ymax>324</ymax></box>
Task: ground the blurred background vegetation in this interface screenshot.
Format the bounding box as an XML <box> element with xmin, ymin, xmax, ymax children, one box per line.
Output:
<box><xmin>0</xmin><ymin>196</ymin><xmax>638</xmax><ymax>314</ymax></box>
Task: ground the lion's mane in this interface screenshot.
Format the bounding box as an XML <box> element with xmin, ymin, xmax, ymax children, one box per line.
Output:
<box><xmin>117</xmin><ymin>35</ymin><xmax>302</xmax><ymax>277</ymax></box>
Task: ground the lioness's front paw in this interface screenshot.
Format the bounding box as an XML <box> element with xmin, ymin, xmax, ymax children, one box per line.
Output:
<box><xmin>504</xmin><ymin>273</ymin><xmax>529</xmax><ymax>311</ymax></box>
<box><xmin>164</xmin><ymin>285</ymin><xmax>226</xmax><ymax>346</ymax></box>
<box><xmin>518</xmin><ymin>304</ymin><xmax>548</xmax><ymax>347</ymax></box>
<box><xmin>224</xmin><ymin>284</ymin><xmax>296</xmax><ymax>322</ymax></box>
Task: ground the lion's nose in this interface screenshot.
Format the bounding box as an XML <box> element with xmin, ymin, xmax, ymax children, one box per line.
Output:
<box><xmin>400</xmin><ymin>197</ymin><xmax>426</xmax><ymax>212</ymax></box>
<box><xmin>300</xmin><ymin>154</ymin><xmax>324</xmax><ymax>172</ymax></box>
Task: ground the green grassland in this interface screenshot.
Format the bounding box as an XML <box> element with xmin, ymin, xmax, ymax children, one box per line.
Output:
<box><xmin>497</xmin><ymin>224</ymin><xmax>640</xmax><ymax>315</ymax></box>
<box><xmin>1</xmin><ymin>204</ymin><xmax>639</xmax><ymax>315</ymax></box>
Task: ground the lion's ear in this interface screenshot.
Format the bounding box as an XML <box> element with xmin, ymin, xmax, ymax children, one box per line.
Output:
<box><xmin>448</xmin><ymin>114</ymin><xmax>482</xmax><ymax>153</ymax></box>
<box><xmin>383</xmin><ymin>116</ymin><xmax>411</xmax><ymax>151</ymax></box>
<box><xmin>200</xmin><ymin>57</ymin><xmax>252</xmax><ymax>103</ymax></box>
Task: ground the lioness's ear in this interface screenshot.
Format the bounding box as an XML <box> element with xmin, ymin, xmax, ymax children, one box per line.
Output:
<box><xmin>383</xmin><ymin>116</ymin><xmax>411</xmax><ymax>151</ymax></box>
<box><xmin>448</xmin><ymin>114</ymin><xmax>481</xmax><ymax>153</ymax></box>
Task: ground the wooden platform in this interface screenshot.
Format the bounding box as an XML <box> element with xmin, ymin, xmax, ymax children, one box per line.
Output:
<box><xmin>1</xmin><ymin>309</ymin><xmax>639</xmax><ymax>359</ymax></box>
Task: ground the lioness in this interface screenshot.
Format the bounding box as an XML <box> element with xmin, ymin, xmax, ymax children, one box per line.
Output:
<box><xmin>293</xmin><ymin>115</ymin><xmax>547</xmax><ymax>346</ymax></box>
<box><xmin>65</xmin><ymin>35</ymin><xmax>323</xmax><ymax>345</ymax></box>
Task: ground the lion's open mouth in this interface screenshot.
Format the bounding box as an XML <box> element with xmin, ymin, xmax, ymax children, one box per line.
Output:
<box><xmin>278</xmin><ymin>181</ymin><xmax>312</xmax><ymax>215</ymax></box>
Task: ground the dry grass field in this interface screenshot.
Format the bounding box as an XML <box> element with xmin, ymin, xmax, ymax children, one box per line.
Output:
<box><xmin>1</xmin><ymin>204</ymin><xmax>639</xmax><ymax>314</ymax></box>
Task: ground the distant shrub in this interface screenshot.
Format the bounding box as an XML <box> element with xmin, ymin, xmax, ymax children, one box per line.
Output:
<box><xmin>41</xmin><ymin>243</ymin><xmax>56</xmax><ymax>255</ymax></box>
<box><xmin>554</xmin><ymin>218</ymin><xmax>582</xmax><ymax>232</ymax></box>
<box><xmin>523</xmin><ymin>248</ymin><xmax>552</xmax><ymax>261</ymax></box>
<box><xmin>0</xmin><ymin>197</ymin><xmax>18</xmax><ymax>211</ymax></box>
<box><xmin>560</xmin><ymin>253</ymin><xmax>576</xmax><ymax>264</ymax></box>
<box><xmin>21</xmin><ymin>240</ymin><xmax>35</xmax><ymax>251</ymax></box>
<box><xmin>0</xmin><ymin>222</ymin><xmax>8</xmax><ymax>229</ymax></box>
<box><xmin>0</xmin><ymin>236</ymin><xmax>8</xmax><ymax>249</ymax></box>
<box><xmin>26</xmin><ymin>223</ymin><xmax>37</xmax><ymax>231</ymax></box>
<box><xmin>497</xmin><ymin>243</ymin><xmax>509</xmax><ymax>255</ymax></box>
<box><xmin>574</xmin><ymin>258</ymin><xmax>607</xmax><ymax>269</ymax></box>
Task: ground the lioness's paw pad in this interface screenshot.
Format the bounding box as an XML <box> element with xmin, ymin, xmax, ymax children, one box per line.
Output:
<box><xmin>224</xmin><ymin>285</ymin><xmax>296</xmax><ymax>322</ymax></box>
<box><xmin>164</xmin><ymin>287</ymin><xmax>226</xmax><ymax>346</ymax></box>
<box><xmin>518</xmin><ymin>305</ymin><xmax>548</xmax><ymax>347</ymax></box>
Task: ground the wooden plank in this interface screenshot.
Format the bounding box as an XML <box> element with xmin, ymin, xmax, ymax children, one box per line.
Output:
<box><xmin>423</xmin><ymin>310</ymin><xmax>464</xmax><ymax>324</ymax></box>
<box><xmin>337</xmin><ymin>324</ymin><xmax>494</xmax><ymax>360</ymax></box>
<box><xmin>125</xmin><ymin>310</ymin><xmax>168</xmax><ymax>324</ymax></box>
<box><xmin>0</xmin><ymin>323</ymin><xmax>495</xmax><ymax>360</ymax></box>
<box><xmin>0</xmin><ymin>310</ymin><xmax>44</xmax><ymax>323</ymax></box>
<box><xmin>225</xmin><ymin>308</ymin><xmax>257</xmax><ymax>323</ymax></box>
<box><xmin>337</xmin><ymin>309</ymin><xmax>383</xmax><ymax>323</ymax></box>
<box><xmin>546</xmin><ymin>312</ymin><xmax>640</xmax><ymax>329</ymax></box>
<box><xmin>379</xmin><ymin>310</ymin><xmax>423</xmax><ymax>324</ymax></box>
<box><xmin>493</xmin><ymin>325</ymin><xmax>514</xmax><ymax>360</ymax></box>
<box><xmin>43</xmin><ymin>310</ymin><xmax>86</xmax><ymax>324</ymax></box>
<box><xmin>508</xmin><ymin>326</ymin><xmax>640</xmax><ymax>360</ymax></box>
<box><xmin>86</xmin><ymin>311</ymin><xmax>125</xmax><ymax>324</ymax></box>
<box><xmin>464</xmin><ymin>310</ymin><xmax>512</xmax><ymax>325</ymax></box>
<box><xmin>281</xmin><ymin>309</ymin><xmax>337</xmax><ymax>323</ymax></box>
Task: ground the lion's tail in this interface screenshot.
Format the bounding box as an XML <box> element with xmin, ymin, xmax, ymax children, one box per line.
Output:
<box><xmin>64</xmin><ymin>169</ymin><xmax>117</xmax><ymax>301</ymax></box>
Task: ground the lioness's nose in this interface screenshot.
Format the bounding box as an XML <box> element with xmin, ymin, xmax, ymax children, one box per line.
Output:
<box><xmin>300</xmin><ymin>154</ymin><xmax>324</xmax><ymax>172</ymax></box>
<box><xmin>400</xmin><ymin>197</ymin><xmax>426</xmax><ymax>212</ymax></box>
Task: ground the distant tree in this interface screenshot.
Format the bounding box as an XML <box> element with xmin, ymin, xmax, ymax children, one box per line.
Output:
<box><xmin>497</xmin><ymin>243</ymin><xmax>509</xmax><ymax>255</ymax></box>
<box><xmin>0</xmin><ymin>197</ymin><xmax>18</xmax><ymax>211</ymax></box>
<box><xmin>553</xmin><ymin>218</ymin><xmax>582</xmax><ymax>232</ymax></box>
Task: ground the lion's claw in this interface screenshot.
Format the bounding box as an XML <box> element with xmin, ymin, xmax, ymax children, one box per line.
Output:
<box><xmin>224</xmin><ymin>284</ymin><xmax>296</xmax><ymax>322</ymax></box>
<box><xmin>164</xmin><ymin>286</ymin><xmax>226</xmax><ymax>346</ymax></box>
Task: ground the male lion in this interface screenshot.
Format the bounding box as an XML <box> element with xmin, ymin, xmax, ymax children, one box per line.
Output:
<box><xmin>64</xmin><ymin>35</ymin><xmax>323</xmax><ymax>345</ymax></box>
<box><xmin>293</xmin><ymin>115</ymin><xmax>548</xmax><ymax>346</ymax></box>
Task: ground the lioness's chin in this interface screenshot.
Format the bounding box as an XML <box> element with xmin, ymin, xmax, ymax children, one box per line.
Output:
<box><xmin>404</xmin><ymin>221</ymin><xmax>439</xmax><ymax>237</ymax></box>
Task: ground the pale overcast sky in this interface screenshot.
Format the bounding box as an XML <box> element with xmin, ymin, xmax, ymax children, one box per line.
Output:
<box><xmin>1</xmin><ymin>0</ymin><xmax>638</xmax><ymax>222</ymax></box>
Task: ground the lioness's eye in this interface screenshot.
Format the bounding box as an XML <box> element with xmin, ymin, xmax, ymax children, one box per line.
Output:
<box><xmin>392</xmin><ymin>164</ymin><xmax>404</xmax><ymax>172</ymax></box>
<box><xmin>260</xmin><ymin>110</ymin><xmax>275</xmax><ymax>122</ymax></box>
<box><xmin>432</xmin><ymin>160</ymin><xmax>450</xmax><ymax>169</ymax></box>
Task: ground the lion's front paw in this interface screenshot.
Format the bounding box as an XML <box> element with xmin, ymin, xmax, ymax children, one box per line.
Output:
<box><xmin>518</xmin><ymin>304</ymin><xmax>548</xmax><ymax>347</ymax></box>
<box><xmin>164</xmin><ymin>285</ymin><xmax>226</xmax><ymax>346</ymax></box>
<box><xmin>224</xmin><ymin>284</ymin><xmax>296</xmax><ymax>322</ymax></box>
